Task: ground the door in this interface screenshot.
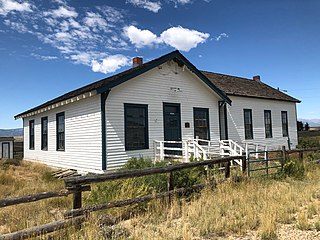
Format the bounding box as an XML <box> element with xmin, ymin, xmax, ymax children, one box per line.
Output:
<box><xmin>163</xmin><ymin>103</ymin><xmax>182</xmax><ymax>156</ymax></box>
<box><xmin>219</xmin><ymin>102</ymin><xmax>228</xmax><ymax>140</ymax></box>
<box><xmin>2</xmin><ymin>142</ymin><xmax>10</xmax><ymax>159</ymax></box>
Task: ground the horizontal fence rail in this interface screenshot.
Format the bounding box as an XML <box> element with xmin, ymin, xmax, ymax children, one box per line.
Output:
<box><xmin>0</xmin><ymin>216</ymin><xmax>86</xmax><ymax>240</ymax></box>
<box><xmin>0</xmin><ymin>186</ymin><xmax>91</xmax><ymax>208</ymax></box>
<box><xmin>64</xmin><ymin>183</ymin><xmax>207</xmax><ymax>218</ymax></box>
<box><xmin>64</xmin><ymin>156</ymin><xmax>245</xmax><ymax>187</ymax></box>
<box><xmin>1</xmin><ymin>147</ymin><xmax>319</xmax><ymax>239</ymax></box>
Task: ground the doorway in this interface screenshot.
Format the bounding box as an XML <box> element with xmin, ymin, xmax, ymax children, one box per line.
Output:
<box><xmin>163</xmin><ymin>103</ymin><xmax>182</xmax><ymax>156</ymax></box>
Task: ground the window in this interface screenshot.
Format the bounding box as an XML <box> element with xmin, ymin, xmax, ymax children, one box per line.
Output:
<box><xmin>124</xmin><ymin>104</ymin><xmax>148</xmax><ymax>150</ymax></box>
<box><xmin>264</xmin><ymin>110</ymin><xmax>273</xmax><ymax>138</ymax></box>
<box><xmin>281</xmin><ymin>111</ymin><xmax>289</xmax><ymax>137</ymax></box>
<box><xmin>194</xmin><ymin>108</ymin><xmax>210</xmax><ymax>140</ymax></box>
<box><xmin>29</xmin><ymin>120</ymin><xmax>35</xmax><ymax>150</ymax></box>
<box><xmin>56</xmin><ymin>112</ymin><xmax>65</xmax><ymax>151</ymax></box>
<box><xmin>41</xmin><ymin>117</ymin><xmax>48</xmax><ymax>150</ymax></box>
<box><xmin>244</xmin><ymin>109</ymin><xmax>253</xmax><ymax>139</ymax></box>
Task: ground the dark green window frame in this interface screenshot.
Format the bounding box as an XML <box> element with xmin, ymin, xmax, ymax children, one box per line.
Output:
<box><xmin>244</xmin><ymin>109</ymin><xmax>253</xmax><ymax>140</ymax></box>
<box><xmin>29</xmin><ymin>120</ymin><xmax>35</xmax><ymax>150</ymax></box>
<box><xmin>41</xmin><ymin>117</ymin><xmax>48</xmax><ymax>151</ymax></box>
<box><xmin>56</xmin><ymin>112</ymin><xmax>65</xmax><ymax>151</ymax></box>
<box><xmin>264</xmin><ymin>110</ymin><xmax>273</xmax><ymax>138</ymax></box>
<box><xmin>193</xmin><ymin>107</ymin><xmax>210</xmax><ymax>140</ymax></box>
<box><xmin>281</xmin><ymin>111</ymin><xmax>289</xmax><ymax>137</ymax></box>
<box><xmin>124</xmin><ymin>103</ymin><xmax>149</xmax><ymax>151</ymax></box>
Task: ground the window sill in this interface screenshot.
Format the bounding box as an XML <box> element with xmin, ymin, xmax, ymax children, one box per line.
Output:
<box><xmin>125</xmin><ymin>147</ymin><xmax>149</xmax><ymax>151</ymax></box>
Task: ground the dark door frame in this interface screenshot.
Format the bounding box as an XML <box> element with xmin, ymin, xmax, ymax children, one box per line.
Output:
<box><xmin>163</xmin><ymin>102</ymin><xmax>182</xmax><ymax>141</ymax></box>
<box><xmin>2</xmin><ymin>142</ymin><xmax>10</xmax><ymax>159</ymax></box>
<box><xmin>218</xmin><ymin>101</ymin><xmax>229</xmax><ymax>140</ymax></box>
<box><xmin>163</xmin><ymin>102</ymin><xmax>182</xmax><ymax>156</ymax></box>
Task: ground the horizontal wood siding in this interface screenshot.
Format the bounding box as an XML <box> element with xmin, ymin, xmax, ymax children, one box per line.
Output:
<box><xmin>227</xmin><ymin>96</ymin><xmax>298</xmax><ymax>149</ymax></box>
<box><xmin>23</xmin><ymin>95</ymin><xmax>102</xmax><ymax>173</ymax></box>
<box><xmin>106</xmin><ymin>61</ymin><xmax>221</xmax><ymax>170</ymax></box>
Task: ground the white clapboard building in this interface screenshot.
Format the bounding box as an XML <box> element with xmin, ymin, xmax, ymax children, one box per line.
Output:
<box><xmin>15</xmin><ymin>51</ymin><xmax>300</xmax><ymax>173</ymax></box>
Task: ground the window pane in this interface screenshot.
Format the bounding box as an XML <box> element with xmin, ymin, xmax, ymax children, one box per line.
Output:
<box><xmin>56</xmin><ymin>113</ymin><xmax>65</xmax><ymax>150</ymax></box>
<box><xmin>282</xmin><ymin>111</ymin><xmax>288</xmax><ymax>137</ymax></box>
<box><xmin>125</xmin><ymin>104</ymin><xmax>148</xmax><ymax>150</ymax></box>
<box><xmin>194</xmin><ymin>108</ymin><xmax>210</xmax><ymax>140</ymax></box>
<box><xmin>244</xmin><ymin>109</ymin><xmax>253</xmax><ymax>139</ymax></box>
<box><xmin>264</xmin><ymin>110</ymin><xmax>273</xmax><ymax>138</ymax></box>
<box><xmin>29</xmin><ymin>120</ymin><xmax>34</xmax><ymax>149</ymax></box>
<box><xmin>41</xmin><ymin>117</ymin><xmax>48</xmax><ymax>150</ymax></box>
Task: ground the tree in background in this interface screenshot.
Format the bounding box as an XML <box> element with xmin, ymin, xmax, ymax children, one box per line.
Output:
<box><xmin>297</xmin><ymin>121</ymin><xmax>304</xmax><ymax>131</ymax></box>
<box><xmin>305</xmin><ymin>122</ymin><xmax>310</xmax><ymax>131</ymax></box>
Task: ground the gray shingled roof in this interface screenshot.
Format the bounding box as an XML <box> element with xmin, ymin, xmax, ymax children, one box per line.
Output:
<box><xmin>201</xmin><ymin>71</ymin><xmax>300</xmax><ymax>103</ymax></box>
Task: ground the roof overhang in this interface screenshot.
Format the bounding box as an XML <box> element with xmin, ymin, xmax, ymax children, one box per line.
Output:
<box><xmin>15</xmin><ymin>91</ymin><xmax>97</xmax><ymax>119</ymax></box>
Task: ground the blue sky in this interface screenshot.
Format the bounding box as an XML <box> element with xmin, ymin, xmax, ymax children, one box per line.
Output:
<box><xmin>0</xmin><ymin>0</ymin><xmax>319</xmax><ymax>129</ymax></box>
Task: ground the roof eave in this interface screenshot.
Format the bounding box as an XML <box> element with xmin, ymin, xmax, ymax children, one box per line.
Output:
<box><xmin>226</xmin><ymin>93</ymin><xmax>301</xmax><ymax>103</ymax></box>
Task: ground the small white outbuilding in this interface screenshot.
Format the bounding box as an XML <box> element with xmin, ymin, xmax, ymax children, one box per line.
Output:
<box><xmin>0</xmin><ymin>137</ymin><xmax>14</xmax><ymax>159</ymax></box>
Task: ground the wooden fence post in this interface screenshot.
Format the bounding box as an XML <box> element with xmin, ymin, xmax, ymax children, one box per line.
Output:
<box><xmin>72</xmin><ymin>185</ymin><xmax>82</xmax><ymax>210</ymax></box>
<box><xmin>168</xmin><ymin>171</ymin><xmax>174</xmax><ymax>204</ymax></box>
<box><xmin>266</xmin><ymin>151</ymin><xmax>269</xmax><ymax>176</ymax></box>
<box><xmin>299</xmin><ymin>150</ymin><xmax>304</xmax><ymax>162</ymax></box>
<box><xmin>282</xmin><ymin>146</ymin><xmax>287</xmax><ymax>162</ymax></box>
<box><xmin>242</xmin><ymin>156</ymin><xmax>247</xmax><ymax>175</ymax></box>
<box><xmin>281</xmin><ymin>146</ymin><xmax>286</xmax><ymax>171</ymax></box>
<box><xmin>225</xmin><ymin>161</ymin><xmax>230</xmax><ymax>178</ymax></box>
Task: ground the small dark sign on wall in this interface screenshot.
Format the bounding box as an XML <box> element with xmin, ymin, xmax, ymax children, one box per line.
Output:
<box><xmin>185</xmin><ymin>122</ymin><xmax>190</xmax><ymax>128</ymax></box>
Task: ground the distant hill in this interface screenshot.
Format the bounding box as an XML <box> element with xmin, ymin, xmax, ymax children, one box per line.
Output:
<box><xmin>298</xmin><ymin>118</ymin><xmax>320</xmax><ymax>127</ymax></box>
<box><xmin>0</xmin><ymin>128</ymin><xmax>23</xmax><ymax>137</ymax></box>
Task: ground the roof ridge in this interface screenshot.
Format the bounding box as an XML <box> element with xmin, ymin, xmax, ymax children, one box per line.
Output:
<box><xmin>200</xmin><ymin>70</ymin><xmax>254</xmax><ymax>82</ymax></box>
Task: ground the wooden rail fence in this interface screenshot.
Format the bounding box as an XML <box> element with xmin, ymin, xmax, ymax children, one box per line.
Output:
<box><xmin>0</xmin><ymin>155</ymin><xmax>245</xmax><ymax>240</ymax></box>
<box><xmin>1</xmin><ymin>147</ymin><xmax>319</xmax><ymax>239</ymax></box>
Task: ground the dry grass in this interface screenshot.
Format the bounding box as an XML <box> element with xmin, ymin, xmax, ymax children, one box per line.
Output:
<box><xmin>1</xmin><ymin>159</ymin><xmax>320</xmax><ymax>239</ymax></box>
<box><xmin>0</xmin><ymin>161</ymin><xmax>71</xmax><ymax>234</ymax></box>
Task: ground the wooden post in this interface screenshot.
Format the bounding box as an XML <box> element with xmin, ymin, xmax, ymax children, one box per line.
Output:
<box><xmin>160</xmin><ymin>141</ymin><xmax>164</xmax><ymax>160</ymax></box>
<box><xmin>299</xmin><ymin>150</ymin><xmax>304</xmax><ymax>162</ymax></box>
<box><xmin>281</xmin><ymin>146</ymin><xmax>286</xmax><ymax>170</ymax></box>
<box><xmin>242</xmin><ymin>156</ymin><xmax>247</xmax><ymax>175</ymax></box>
<box><xmin>168</xmin><ymin>171</ymin><xmax>174</xmax><ymax>204</ymax></box>
<box><xmin>184</xmin><ymin>141</ymin><xmax>189</xmax><ymax>162</ymax></box>
<box><xmin>225</xmin><ymin>161</ymin><xmax>230</xmax><ymax>178</ymax></box>
<box><xmin>72</xmin><ymin>185</ymin><xmax>82</xmax><ymax>210</ymax></box>
<box><xmin>266</xmin><ymin>151</ymin><xmax>269</xmax><ymax>176</ymax></box>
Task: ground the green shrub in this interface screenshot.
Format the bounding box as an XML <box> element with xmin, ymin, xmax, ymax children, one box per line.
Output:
<box><xmin>283</xmin><ymin>159</ymin><xmax>305</xmax><ymax>179</ymax></box>
<box><xmin>297</xmin><ymin>137</ymin><xmax>320</xmax><ymax>148</ymax></box>
<box><xmin>315</xmin><ymin>221</ymin><xmax>320</xmax><ymax>231</ymax></box>
<box><xmin>85</xmin><ymin>157</ymin><xmax>207</xmax><ymax>216</ymax></box>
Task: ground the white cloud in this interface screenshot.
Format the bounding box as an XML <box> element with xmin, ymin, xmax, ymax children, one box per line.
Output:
<box><xmin>44</xmin><ymin>6</ymin><xmax>78</xmax><ymax>18</ymax></box>
<box><xmin>91</xmin><ymin>55</ymin><xmax>130</xmax><ymax>74</ymax></box>
<box><xmin>126</xmin><ymin>0</ymin><xmax>161</xmax><ymax>13</ymax></box>
<box><xmin>83</xmin><ymin>12</ymin><xmax>108</xmax><ymax>31</ymax></box>
<box><xmin>31</xmin><ymin>53</ymin><xmax>58</xmax><ymax>61</ymax></box>
<box><xmin>215</xmin><ymin>33</ymin><xmax>228</xmax><ymax>41</ymax></box>
<box><xmin>160</xmin><ymin>26</ymin><xmax>209</xmax><ymax>51</ymax></box>
<box><xmin>171</xmin><ymin>0</ymin><xmax>192</xmax><ymax>5</ymax></box>
<box><xmin>0</xmin><ymin>0</ymin><xmax>33</xmax><ymax>16</ymax></box>
<box><xmin>4</xmin><ymin>19</ymin><xmax>28</xmax><ymax>32</ymax></box>
<box><xmin>124</xmin><ymin>25</ymin><xmax>160</xmax><ymax>48</ymax></box>
<box><xmin>124</xmin><ymin>25</ymin><xmax>210</xmax><ymax>51</ymax></box>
